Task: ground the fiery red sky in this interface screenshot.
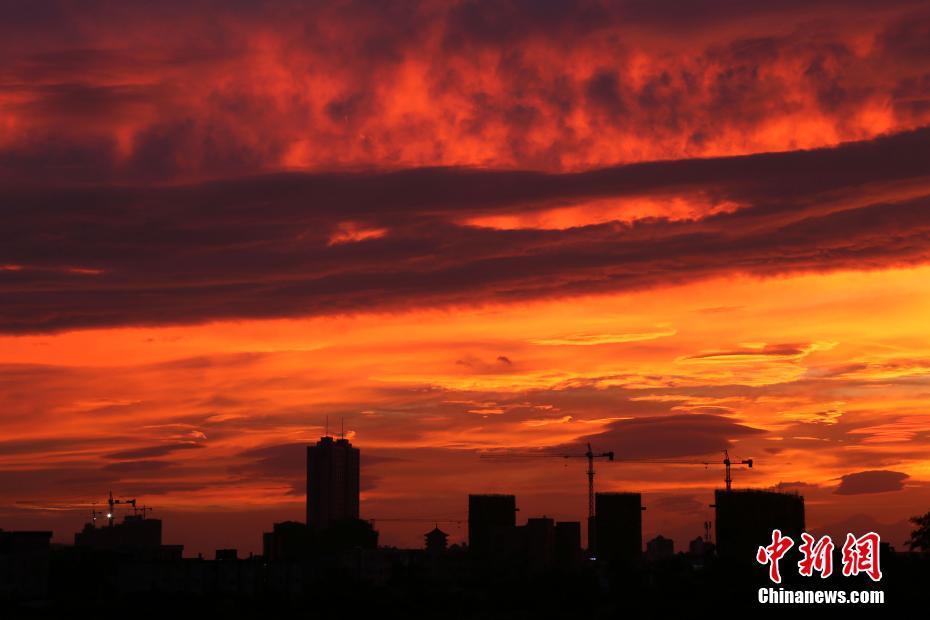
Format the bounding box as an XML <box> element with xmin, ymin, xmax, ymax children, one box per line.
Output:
<box><xmin>3</xmin><ymin>0</ymin><xmax>930</xmax><ymax>556</ymax></box>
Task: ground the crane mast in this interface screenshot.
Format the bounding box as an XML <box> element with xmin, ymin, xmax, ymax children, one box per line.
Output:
<box><xmin>587</xmin><ymin>448</ymin><xmax>595</xmax><ymax>521</ymax></box>
<box><xmin>106</xmin><ymin>490</ymin><xmax>137</xmax><ymax>527</ymax></box>
<box><xmin>479</xmin><ymin>447</ymin><xmax>751</xmax><ymax>553</ymax></box>
<box><xmin>579</xmin><ymin>443</ymin><xmax>614</xmax><ymax>522</ymax></box>
<box><xmin>479</xmin><ymin>444</ymin><xmax>614</xmax><ymax>525</ymax></box>
<box><xmin>722</xmin><ymin>449</ymin><xmax>753</xmax><ymax>491</ymax></box>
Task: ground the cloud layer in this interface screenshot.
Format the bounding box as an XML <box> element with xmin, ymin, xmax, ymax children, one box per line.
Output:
<box><xmin>3</xmin><ymin>127</ymin><xmax>930</xmax><ymax>333</ymax></box>
<box><xmin>1</xmin><ymin>0</ymin><xmax>930</xmax><ymax>180</ymax></box>
<box><xmin>835</xmin><ymin>470</ymin><xmax>910</xmax><ymax>495</ymax></box>
<box><xmin>2</xmin><ymin>1</ymin><xmax>930</xmax><ymax>555</ymax></box>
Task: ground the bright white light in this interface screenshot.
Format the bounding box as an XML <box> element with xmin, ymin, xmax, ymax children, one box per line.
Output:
<box><xmin>107</xmin><ymin>513</ymin><xmax>113</xmax><ymax>518</ymax></box>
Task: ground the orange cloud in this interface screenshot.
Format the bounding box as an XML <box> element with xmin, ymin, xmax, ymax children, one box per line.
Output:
<box><xmin>3</xmin><ymin>1</ymin><xmax>930</xmax><ymax>556</ymax></box>
<box><xmin>2</xmin><ymin>2</ymin><xmax>930</xmax><ymax>182</ymax></box>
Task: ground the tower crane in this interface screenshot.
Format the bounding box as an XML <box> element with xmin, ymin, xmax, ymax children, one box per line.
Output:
<box><xmin>564</xmin><ymin>443</ymin><xmax>615</xmax><ymax>523</ymax></box>
<box><xmin>613</xmin><ymin>449</ymin><xmax>753</xmax><ymax>491</ymax></box>
<box><xmin>133</xmin><ymin>505</ymin><xmax>153</xmax><ymax>519</ymax></box>
<box><xmin>367</xmin><ymin>518</ymin><xmax>464</xmax><ymax>529</ymax></box>
<box><xmin>479</xmin><ymin>443</ymin><xmax>614</xmax><ymax>524</ymax></box>
<box><xmin>719</xmin><ymin>449</ymin><xmax>752</xmax><ymax>491</ymax></box>
<box><xmin>106</xmin><ymin>490</ymin><xmax>137</xmax><ymax>527</ymax></box>
<box><xmin>478</xmin><ymin>446</ymin><xmax>750</xmax><ymax>553</ymax></box>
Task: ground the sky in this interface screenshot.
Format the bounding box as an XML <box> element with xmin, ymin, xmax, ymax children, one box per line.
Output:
<box><xmin>2</xmin><ymin>0</ymin><xmax>930</xmax><ymax>557</ymax></box>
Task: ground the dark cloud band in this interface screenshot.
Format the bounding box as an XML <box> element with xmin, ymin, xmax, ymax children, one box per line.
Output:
<box><xmin>2</xmin><ymin>127</ymin><xmax>930</xmax><ymax>332</ymax></box>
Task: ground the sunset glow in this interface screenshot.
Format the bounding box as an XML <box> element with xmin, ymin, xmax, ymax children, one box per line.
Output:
<box><xmin>3</xmin><ymin>0</ymin><xmax>930</xmax><ymax>557</ymax></box>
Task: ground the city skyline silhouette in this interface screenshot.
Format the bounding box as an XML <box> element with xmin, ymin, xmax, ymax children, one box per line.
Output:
<box><xmin>3</xmin><ymin>431</ymin><xmax>919</xmax><ymax>612</ymax></box>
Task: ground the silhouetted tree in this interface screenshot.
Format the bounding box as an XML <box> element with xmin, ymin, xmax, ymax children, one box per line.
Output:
<box><xmin>906</xmin><ymin>511</ymin><xmax>930</xmax><ymax>552</ymax></box>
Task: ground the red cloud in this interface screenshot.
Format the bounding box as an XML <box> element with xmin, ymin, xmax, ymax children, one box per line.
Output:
<box><xmin>1</xmin><ymin>1</ymin><xmax>929</xmax><ymax>181</ymax></box>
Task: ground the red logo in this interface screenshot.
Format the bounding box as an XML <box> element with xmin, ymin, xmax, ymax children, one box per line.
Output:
<box><xmin>798</xmin><ymin>533</ymin><xmax>835</xmax><ymax>578</ymax></box>
<box><xmin>756</xmin><ymin>529</ymin><xmax>794</xmax><ymax>583</ymax></box>
<box><xmin>841</xmin><ymin>532</ymin><xmax>882</xmax><ymax>582</ymax></box>
<box><xmin>757</xmin><ymin>530</ymin><xmax>882</xmax><ymax>583</ymax></box>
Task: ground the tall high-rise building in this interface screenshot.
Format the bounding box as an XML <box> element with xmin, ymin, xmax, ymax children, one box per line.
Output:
<box><xmin>714</xmin><ymin>489</ymin><xmax>805</xmax><ymax>563</ymax></box>
<box><xmin>468</xmin><ymin>494</ymin><xmax>516</xmax><ymax>557</ymax></box>
<box><xmin>306</xmin><ymin>435</ymin><xmax>360</xmax><ymax>530</ymax></box>
<box><xmin>554</xmin><ymin>521</ymin><xmax>582</xmax><ymax>570</ymax></box>
<box><xmin>523</xmin><ymin>517</ymin><xmax>556</xmax><ymax>572</ymax></box>
<box><xmin>594</xmin><ymin>492</ymin><xmax>643</xmax><ymax>564</ymax></box>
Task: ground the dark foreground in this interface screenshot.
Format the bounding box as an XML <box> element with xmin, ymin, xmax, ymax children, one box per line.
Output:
<box><xmin>4</xmin><ymin>546</ymin><xmax>929</xmax><ymax>618</ymax></box>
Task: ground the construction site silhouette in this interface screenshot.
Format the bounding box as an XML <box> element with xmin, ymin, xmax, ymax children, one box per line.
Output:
<box><xmin>2</xmin><ymin>434</ymin><xmax>927</xmax><ymax>616</ymax></box>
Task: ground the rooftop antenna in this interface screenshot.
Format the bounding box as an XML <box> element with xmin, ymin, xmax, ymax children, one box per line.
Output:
<box><xmin>325</xmin><ymin>414</ymin><xmax>329</xmax><ymax>438</ymax></box>
<box><xmin>341</xmin><ymin>416</ymin><xmax>345</xmax><ymax>440</ymax></box>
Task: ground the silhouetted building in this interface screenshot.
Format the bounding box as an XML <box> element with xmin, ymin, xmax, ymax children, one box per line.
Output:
<box><xmin>645</xmin><ymin>535</ymin><xmax>674</xmax><ymax>561</ymax></box>
<box><xmin>0</xmin><ymin>530</ymin><xmax>51</xmax><ymax>554</ymax></box>
<box><xmin>74</xmin><ymin>514</ymin><xmax>162</xmax><ymax>551</ymax></box>
<box><xmin>714</xmin><ymin>489</ymin><xmax>805</xmax><ymax>563</ymax></box>
<box><xmin>320</xmin><ymin>518</ymin><xmax>378</xmax><ymax>551</ymax></box>
<box><xmin>555</xmin><ymin>521</ymin><xmax>582</xmax><ymax>570</ymax></box>
<box><xmin>523</xmin><ymin>517</ymin><xmax>555</xmax><ymax>572</ymax></box>
<box><xmin>594</xmin><ymin>492</ymin><xmax>642</xmax><ymax>564</ymax></box>
<box><xmin>307</xmin><ymin>435</ymin><xmax>360</xmax><ymax>531</ymax></box>
<box><xmin>215</xmin><ymin>548</ymin><xmax>238</xmax><ymax>561</ymax></box>
<box><xmin>263</xmin><ymin>521</ymin><xmax>312</xmax><ymax>562</ymax></box>
<box><xmin>587</xmin><ymin>515</ymin><xmax>596</xmax><ymax>554</ymax></box>
<box><xmin>468</xmin><ymin>494</ymin><xmax>516</xmax><ymax>558</ymax></box>
<box><xmin>687</xmin><ymin>535</ymin><xmax>715</xmax><ymax>569</ymax></box>
<box><xmin>424</xmin><ymin>526</ymin><xmax>449</xmax><ymax>556</ymax></box>
<box><xmin>0</xmin><ymin>530</ymin><xmax>52</xmax><ymax>600</ymax></box>
<box><xmin>688</xmin><ymin>536</ymin><xmax>713</xmax><ymax>557</ymax></box>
